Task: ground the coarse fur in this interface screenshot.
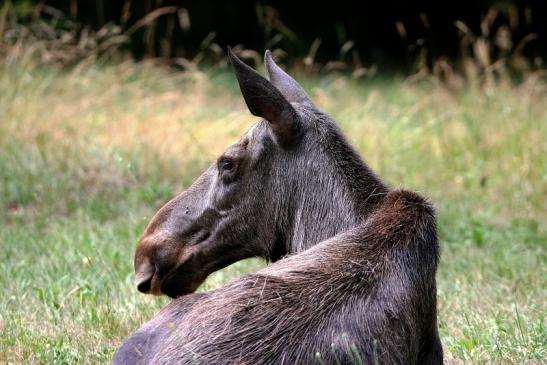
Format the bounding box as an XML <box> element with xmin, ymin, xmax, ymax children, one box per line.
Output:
<box><xmin>113</xmin><ymin>49</ymin><xmax>442</xmax><ymax>364</ymax></box>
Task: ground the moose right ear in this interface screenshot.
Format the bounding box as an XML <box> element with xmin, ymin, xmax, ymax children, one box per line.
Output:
<box><xmin>264</xmin><ymin>50</ymin><xmax>314</xmax><ymax>108</ymax></box>
<box><xmin>227</xmin><ymin>47</ymin><xmax>300</xmax><ymax>146</ymax></box>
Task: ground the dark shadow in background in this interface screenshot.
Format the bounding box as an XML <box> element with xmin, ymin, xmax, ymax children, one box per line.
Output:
<box><xmin>41</xmin><ymin>0</ymin><xmax>546</xmax><ymax>70</ymax></box>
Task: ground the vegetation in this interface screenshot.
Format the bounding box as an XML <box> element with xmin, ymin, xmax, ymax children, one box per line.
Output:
<box><xmin>1</xmin><ymin>10</ymin><xmax>546</xmax><ymax>364</ymax></box>
<box><xmin>5</xmin><ymin>0</ymin><xmax>547</xmax><ymax>68</ymax></box>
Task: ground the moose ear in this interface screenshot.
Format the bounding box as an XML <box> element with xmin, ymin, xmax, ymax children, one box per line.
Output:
<box><xmin>264</xmin><ymin>50</ymin><xmax>314</xmax><ymax>108</ymax></box>
<box><xmin>227</xmin><ymin>47</ymin><xmax>300</xmax><ymax>146</ymax></box>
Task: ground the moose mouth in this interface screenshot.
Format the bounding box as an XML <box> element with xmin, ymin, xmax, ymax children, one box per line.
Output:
<box><xmin>135</xmin><ymin>260</ymin><xmax>204</xmax><ymax>298</ymax></box>
<box><xmin>135</xmin><ymin>220</ymin><xmax>245</xmax><ymax>298</ymax></box>
<box><xmin>159</xmin><ymin>260</ymin><xmax>205</xmax><ymax>298</ymax></box>
<box><xmin>135</xmin><ymin>246</ymin><xmax>204</xmax><ymax>298</ymax></box>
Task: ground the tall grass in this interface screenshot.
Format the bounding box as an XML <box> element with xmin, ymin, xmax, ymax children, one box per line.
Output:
<box><xmin>1</xmin><ymin>9</ymin><xmax>546</xmax><ymax>365</ymax></box>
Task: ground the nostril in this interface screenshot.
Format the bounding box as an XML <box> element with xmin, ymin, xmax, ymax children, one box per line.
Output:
<box><xmin>137</xmin><ymin>276</ymin><xmax>152</xmax><ymax>293</ymax></box>
<box><xmin>135</xmin><ymin>260</ymin><xmax>156</xmax><ymax>294</ymax></box>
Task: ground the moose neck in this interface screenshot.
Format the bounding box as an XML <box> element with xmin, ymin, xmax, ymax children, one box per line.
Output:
<box><xmin>278</xmin><ymin>116</ymin><xmax>389</xmax><ymax>257</ymax></box>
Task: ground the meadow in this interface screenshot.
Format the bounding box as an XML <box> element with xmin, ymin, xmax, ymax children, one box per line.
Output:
<box><xmin>1</xmin><ymin>47</ymin><xmax>546</xmax><ymax>363</ymax></box>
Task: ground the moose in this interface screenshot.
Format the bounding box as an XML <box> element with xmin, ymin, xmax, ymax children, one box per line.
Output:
<box><xmin>113</xmin><ymin>48</ymin><xmax>443</xmax><ymax>365</ymax></box>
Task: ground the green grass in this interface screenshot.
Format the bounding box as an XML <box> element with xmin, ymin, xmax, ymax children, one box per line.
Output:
<box><xmin>0</xmin><ymin>57</ymin><xmax>545</xmax><ymax>364</ymax></box>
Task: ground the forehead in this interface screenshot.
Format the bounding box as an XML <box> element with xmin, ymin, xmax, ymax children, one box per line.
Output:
<box><xmin>222</xmin><ymin>120</ymin><xmax>270</xmax><ymax>157</ymax></box>
<box><xmin>245</xmin><ymin>120</ymin><xmax>269</xmax><ymax>143</ymax></box>
<box><xmin>239</xmin><ymin>120</ymin><xmax>272</xmax><ymax>151</ymax></box>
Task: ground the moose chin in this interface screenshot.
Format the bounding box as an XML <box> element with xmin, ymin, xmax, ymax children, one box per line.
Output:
<box><xmin>113</xmin><ymin>48</ymin><xmax>443</xmax><ymax>365</ymax></box>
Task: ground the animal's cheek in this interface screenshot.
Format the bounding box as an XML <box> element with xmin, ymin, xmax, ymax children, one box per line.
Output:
<box><xmin>210</xmin><ymin>182</ymin><xmax>244</xmax><ymax>210</ymax></box>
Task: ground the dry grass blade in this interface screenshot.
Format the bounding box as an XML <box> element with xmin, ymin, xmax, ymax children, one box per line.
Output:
<box><xmin>124</xmin><ymin>6</ymin><xmax>178</xmax><ymax>37</ymax></box>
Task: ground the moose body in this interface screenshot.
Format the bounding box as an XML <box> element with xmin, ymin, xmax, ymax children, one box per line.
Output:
<box><xmin>113</xmin><ymin>49</ymin><xmax>442</xmax><ymax>365</ymax></box>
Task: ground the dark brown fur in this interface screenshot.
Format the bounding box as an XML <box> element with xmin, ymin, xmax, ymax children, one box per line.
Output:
<box><xmin>113</xmin><ymin>49</ymin><xmax>442</xmax><ymax>364</ymax></box>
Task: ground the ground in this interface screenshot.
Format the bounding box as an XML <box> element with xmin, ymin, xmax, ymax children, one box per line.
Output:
<box><xmin>0</xmin><ymin>58</ymin><xmax>545</xmax><ymax>364</ymax></box>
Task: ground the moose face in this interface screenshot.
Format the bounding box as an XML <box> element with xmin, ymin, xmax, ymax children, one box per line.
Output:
<box><xmin>134</xmin><ymin>49</ymin><xmax>319</xmax><ymax>298</ymax></box>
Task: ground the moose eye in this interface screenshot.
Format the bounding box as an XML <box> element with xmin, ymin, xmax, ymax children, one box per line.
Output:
<box><xmin>220</xmin><ymin>158</ymin><xmax>234</xmax><ymax>172</ymax></box>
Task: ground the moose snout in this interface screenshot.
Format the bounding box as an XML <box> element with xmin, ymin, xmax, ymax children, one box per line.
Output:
<box><xmin>134</xmin><ymin>230</ymin><xmax>192</xmax><ymax>296</ymax></box>
<box><xmin>134</xmin><ymin>233</ymin><xmax>168</xmax><ymax>295</ymax></box>
<box><xmin>133</xmin><ymin>193</ymin><xmax>215</xmax><ymax>297</ymax></box>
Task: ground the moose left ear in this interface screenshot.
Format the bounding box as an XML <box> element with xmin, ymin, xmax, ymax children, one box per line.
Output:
<box><xmin>227</xmin><ymin>47</ymin><xmax>300</xmax><ymax>146</ymax></box>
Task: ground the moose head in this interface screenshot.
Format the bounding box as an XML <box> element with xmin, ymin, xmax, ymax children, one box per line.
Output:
<box><xmin>134</xmin><ymin>48</ymin><xmax>386</xmax><ymax>298</ymax></box>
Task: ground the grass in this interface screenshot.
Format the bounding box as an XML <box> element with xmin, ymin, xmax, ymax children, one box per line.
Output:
<box><xmin>0</xmin><ymin>54</ymin><xmax>545</xmax><ymax>364</ymax></box>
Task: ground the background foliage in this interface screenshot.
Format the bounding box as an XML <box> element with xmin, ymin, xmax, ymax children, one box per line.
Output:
<box><xmin>6</xmin><ymin>0</ymin><xmax>547</xmax><ymax>69</ymax></box>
